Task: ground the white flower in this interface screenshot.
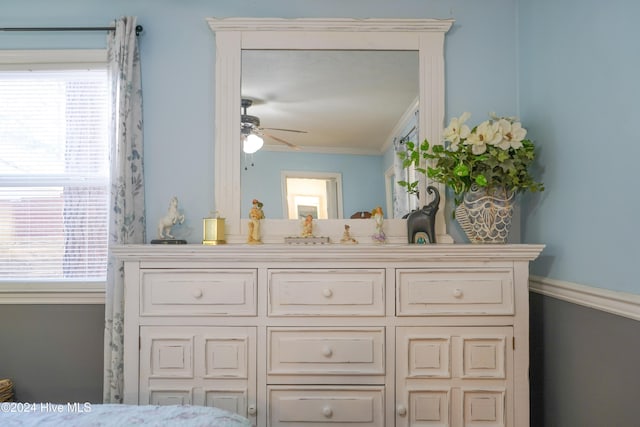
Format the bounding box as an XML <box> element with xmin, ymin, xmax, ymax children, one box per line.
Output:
<box><xmin>495</xmin><ymin>119</ymin><xmax>527</xmax><ymax>150</ymax></box>
<box><xmin>465</xmin><ymin>120</ymin><xmax>501</xmax><ymax>154</ymax></box>
<box><xmin>443</xmin><ymin>112</ymin><xmax>471</xmax><ymax>150</ymax></box>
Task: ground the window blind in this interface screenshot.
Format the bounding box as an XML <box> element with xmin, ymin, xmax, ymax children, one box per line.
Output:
<box><xmin>0</xmin><ymin>67</ymin><xmax>110</xmax><ymax>281</ymax></box>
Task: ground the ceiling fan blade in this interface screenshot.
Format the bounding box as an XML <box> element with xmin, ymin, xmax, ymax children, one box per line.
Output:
<box><xmin>261</xmin><ymin>127</ymin><xmax>308</xmax><ymax>134</ymax></box>
<box><xmin>263</xmin><ymin>132</ymin><xmax>301</xmax><ymax>150</ymax></box>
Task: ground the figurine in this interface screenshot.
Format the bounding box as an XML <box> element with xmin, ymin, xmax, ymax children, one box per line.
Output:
<box><xmin>301</xmin><ymin>214</ymin><xmax>314</xmax><ymax>237</ymax></box>
<box><xmin>406</xmin><ymin>185</ymin><xmax>440</xmax><ymax>244</ymax></box>
<box><xmin>340</xmin><ymin>224</ymin><xmax>358</xmax><ymax>244</ymax></box>
<box><xmin>247</xmin><ymin>199</ymin><xmax>264</xmax><ymax>244</ymax></box>
<box><xmin>371</xmin><ymin>206</ymin><xmax>386</xmax><ymax>243</ymax></box>
<box><xmin>157</xmin><ymin>196</ymin><xmax>185</xmax><ymax>240</ymax></box>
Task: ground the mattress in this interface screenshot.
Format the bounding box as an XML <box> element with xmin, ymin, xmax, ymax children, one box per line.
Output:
<box><xmin>0</xmin><ymin>403</ymin><xmax>252</xmax><ymax>427</ymax></box>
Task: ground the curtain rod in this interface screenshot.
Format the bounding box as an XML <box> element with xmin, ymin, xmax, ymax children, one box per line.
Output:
<box><xmin>400</xmin><ymin>125</ymin><xmax>417</xmax><ymax>143</ymax></box>
<box><xmin>0</xmin><ymin>25</ymin><xmax>144</xmax><ymax>36</ymax></box>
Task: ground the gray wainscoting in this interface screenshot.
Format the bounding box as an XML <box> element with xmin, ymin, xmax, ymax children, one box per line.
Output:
<box><xmin>2</xmin><ymin>295</ymin><xmax>639</xmax><ymax>425</ymax></box>
<box><xmin>0</xmin><ymin>304</ymin><xmax>104</xmax><ymax>403</ymax></box>
<box><xmin>530</xmin><ymin>292</ymin><xmax>640</xmax><ymax>427</ymax></box>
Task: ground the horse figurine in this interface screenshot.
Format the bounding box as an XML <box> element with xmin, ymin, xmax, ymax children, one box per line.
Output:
<box><xmin>157</xmin><ymin>196</ymin><xmax>185</xmax><ymax>240</ymax></box>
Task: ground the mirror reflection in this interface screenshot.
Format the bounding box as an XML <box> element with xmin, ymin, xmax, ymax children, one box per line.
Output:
<box><xmin>283</xmin><ymin>172</ymin><xmax>342</xmax><ymax>220</ymax></box>
<box><xmin>240</xmin><ymin>49</ymin><xmax>418</xmax><ymax>219</ymax></box>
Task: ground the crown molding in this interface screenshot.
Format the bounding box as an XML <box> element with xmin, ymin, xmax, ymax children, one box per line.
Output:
<box><xmin>207</xmin><ymin>17</ymin><xmax>454</xmax><ymax>33</ymax></box>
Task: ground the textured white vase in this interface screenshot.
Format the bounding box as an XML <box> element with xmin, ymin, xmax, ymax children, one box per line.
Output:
<box><xmin>455</xmin><ymin>185</ymin><xmax>514</xmax><ymax>243</ymax></box>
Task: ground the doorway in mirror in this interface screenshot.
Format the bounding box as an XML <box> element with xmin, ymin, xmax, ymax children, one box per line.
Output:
<box><xmin>282</xmin><ymin>172</ymin><xmax>342</xmax><ymax>220</ymax></box>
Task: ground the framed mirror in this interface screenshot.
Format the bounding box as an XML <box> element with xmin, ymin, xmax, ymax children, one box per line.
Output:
<box><xmin>208</xmin><ymin>18</ymin><xmax>454</xmax><ymax>244</ymax></box>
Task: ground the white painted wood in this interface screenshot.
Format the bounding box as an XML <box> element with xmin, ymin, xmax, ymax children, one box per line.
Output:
<box><xmin>139</xmin><ymin>326</ymin><xmax>257</xmax><ymax>423</ymax></box>
<box><xmin>268</xmin><ymin>385</ymin><xmax>385</xmax><ymax>427</ymax></box>
<box><xmin>529</xmin><ymin>275</ymin><xmax>640</xmax><ymax>322</ymax></box>
<box><xmin>207</xmin><ymin>18</ymin><xmax>454</xmax><ymax>244</ymax></box>
<box><xmin>122</xmin><ymin>261</ymin><xmax>140</xmax><ymax>404</ymax></box>
<box><xmin>0</xmin><ymin>49</ymin><xmax>107</xmax><ymax>65</ymax></box>
<box><xmin>115</xmin><ymin>243</ymin><xmax>542</xmax><ymax>427</ymax></box>
<box><xmin>268</xmin><ymin>269</ymin><xmax>385</xmax><ymax>316</ymax></box>
<box><xmin>463</xmin><ymin>388</ymin><xmax>507</xmax><ymax>427</ymax></box>
<box><xmin>140</xmin><ymin>270</ymin><xmax>257</xmax><ymax>316</ymax></box>
<box><xmin>268</xmin><ymin>327</ymin><xmax>385</xmax><ymax>376</ymax></box>
<box><xmin>397</xmin><ymin>268</ymin><xmax>514</xmax><ymax>316</ymax></box>
<box><xmin>512</xmin><ymin>261</ymin><xmax>530</xmax><ymax>427</ymax></box>
<box><xmin>396</xmin><ymin>326</ymin><xmax>513</xmax><ymax>427</ymax></box>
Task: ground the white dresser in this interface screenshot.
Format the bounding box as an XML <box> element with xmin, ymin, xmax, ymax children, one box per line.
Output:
<box><xmin>114</xmin><ymin>244</ymin><xmax>543</xmax><ymax>427</ymax></box>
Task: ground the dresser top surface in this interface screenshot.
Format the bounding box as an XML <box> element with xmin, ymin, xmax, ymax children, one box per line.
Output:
<box><xmin>111</xmin><ymin>243</ymin><xmax>544</xmax><ymax>263</ymax></box>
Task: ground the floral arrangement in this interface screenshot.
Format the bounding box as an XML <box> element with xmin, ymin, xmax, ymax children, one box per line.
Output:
<box><xmin>398</xmin><ymin>112</ymin><xmax>544</xmax><ymax>204</ymax></box>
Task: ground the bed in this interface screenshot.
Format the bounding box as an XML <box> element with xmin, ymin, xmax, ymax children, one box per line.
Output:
<box><xmin>0</xmin><ymin>403</ymin><xmax>252</xmax><ymax>427</ymax></box>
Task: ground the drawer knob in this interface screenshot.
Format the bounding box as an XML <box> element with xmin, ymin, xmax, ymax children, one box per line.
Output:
<box><xmin>452</xmin><ymin>288</ymin><xmax>463</xmax><ymax>298</ymax></box>
<box><xmin>192</xmin><ymin>289</ymin><xmax>204</xmax><ymax>299</ymax></box>
<box><xmin>322</xmin><ymin>346</ymin><xmax>333</xmax><ymax>357</ymax></box>
<box><xmin>247</xmin><ymin>404</ymin><xmax>257</xmax><ymax>416</ymax></box>
<box><xmin>397</xmin><ymin>404</ymin><xmax>407</xmax><ymax>416</ymax></box>
<box><xmin>322</xmin><ymin>406</ymin><xmax>333</xmax><ymax>418</ymax></box>
<box><xmin>322</xmin><ymin>288</ymin><xmax>333</xmax><ymax>298</ymax></box>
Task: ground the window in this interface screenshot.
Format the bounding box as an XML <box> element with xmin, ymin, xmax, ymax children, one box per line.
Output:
<box><xmin>0</xmin><ymin>50</ymin><xmax>109</xmax><ymax>282</ymax></box>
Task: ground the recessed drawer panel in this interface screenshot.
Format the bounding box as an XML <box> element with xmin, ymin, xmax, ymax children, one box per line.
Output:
<box><xmin>141</xmin><ymin>270</ymin><xmax>257</xmax><ymax>316</ymax></box>
<box><xmin>268</xmin><ymin>269</ymin><xmax>385</xmax><ymax>316</ymax></box>
<box><xmin>268</xmin><ymin>386</ymin><xmax>384</xmax><ymax>427</ymax></box>
<box><xmin>268</xmin><ymin>327</ymin><xmax>385</xmax><ymax>376</ymax></box>
<box><xmin>397</xmin><ymin>269</ymin><xmax>514</xmax><ymax>315</ymax></box>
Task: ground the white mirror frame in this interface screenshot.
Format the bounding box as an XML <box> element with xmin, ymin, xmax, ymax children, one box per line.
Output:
<box><xmin>207</xmin><ymin>17</ymin><xmax>454</xmax><ymax>244</ymax></box>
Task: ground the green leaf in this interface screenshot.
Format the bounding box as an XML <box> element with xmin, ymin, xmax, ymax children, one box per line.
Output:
<box><xmin>394</xmin><ymin>116</ymin><xmax>543</xmax><ymax>199</ymax></box>
<box><xmin>453</xmin><ymin>163</ymin><xmax>469</xmax><ymax>177</ymax></box>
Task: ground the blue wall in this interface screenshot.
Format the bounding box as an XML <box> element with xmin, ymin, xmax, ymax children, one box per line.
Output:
<box><xmin>8</xmin><ymin>0</ymin><xmax>633</xmax><ymax>295</ymax></box>
<box><xmin>1</xmin><ymin>0</ymin><xmax>521</xmax><ymax>243</ymax></box>
<box><xmin>518</xmin><ymin>0</ymin><xmax>640</xmax><ymax>294</ymax></box>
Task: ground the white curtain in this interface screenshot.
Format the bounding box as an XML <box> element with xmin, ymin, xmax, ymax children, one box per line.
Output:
<box><xmin>393</xmin><ymin>111</ymin><xmax>419</xmax><ymax>218</ymax></box>
<box><xmin>103</xmin><ymin>16</ymin><xmax>146</xmax><ymax>403</ymax></box>
<box><xmin>392</xmin><ymin>137</ymin><xmax>410</xmax><ymax>218</ymax></box>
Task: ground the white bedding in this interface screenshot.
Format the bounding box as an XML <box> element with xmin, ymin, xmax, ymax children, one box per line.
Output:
<box><xmin>0</xmin><ymin>403</ymin><xmax>252</xmax><ymax>427</ymax></box>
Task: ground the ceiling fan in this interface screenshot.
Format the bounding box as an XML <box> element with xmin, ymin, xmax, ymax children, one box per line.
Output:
<box><xmin>241</xmin><ymin>98</ymin><xmax>306</xmax><ymax>153</ymax></box>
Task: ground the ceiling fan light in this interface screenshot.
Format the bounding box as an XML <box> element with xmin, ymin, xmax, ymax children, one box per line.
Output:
<box><xmin>243</xmin><ymin>133</ymin><xmax>264</xmax><ymax>154</ymax></box>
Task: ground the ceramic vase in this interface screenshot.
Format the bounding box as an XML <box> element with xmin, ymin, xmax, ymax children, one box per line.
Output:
<box><xmin>455</xmin><ymin>185</ymin><xmax>514</xmax><ymax>243</ymax></box>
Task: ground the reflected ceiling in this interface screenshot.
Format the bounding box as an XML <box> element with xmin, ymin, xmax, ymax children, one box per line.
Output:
<box><xmin>241</xmin><ymin>50</ymin><xmax>419</xmax><ymax>154</ymax></box>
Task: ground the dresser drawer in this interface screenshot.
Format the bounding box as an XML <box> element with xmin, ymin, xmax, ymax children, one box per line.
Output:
<box><xmin>140</xmin><ymin>269</ymin><xmax>257</xmax><ymax>316</ymax></box>
<box><xmin>268</xmin><ymin>327</ymin><xmax>385</xmax><ymax>376</ymax></box>
<box><xmin>268</xmin><ymin>269</ymin><xmax>385</xmax><ymax>316</ymax></box>
<box><xmin>396</xmin><ymin>269</ymin><xmax>514</xmax><ymax>315</ymax></box>
<box><xmin>268</xmin><ymin>386</ymin><xmax>384</xmax><ymax>427</ymax></box>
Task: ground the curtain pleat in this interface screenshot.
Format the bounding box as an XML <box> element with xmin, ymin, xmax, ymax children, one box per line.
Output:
<box><xmin>103</xmin><ymin>16</ymin><xmax>146</xmax><ymax>403</ymax></box>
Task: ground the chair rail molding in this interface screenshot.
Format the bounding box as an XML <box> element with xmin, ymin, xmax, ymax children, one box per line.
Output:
<box><xmin>0</xmin><ymin>282</ymin><xmax>105</xmax><ymax>304</ymax></box>
<box><xmin>529</xmin><ymin>275</ymin><xmax>640</xmax><ymax>322</ymax></box>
